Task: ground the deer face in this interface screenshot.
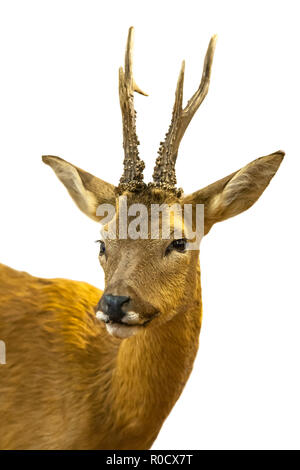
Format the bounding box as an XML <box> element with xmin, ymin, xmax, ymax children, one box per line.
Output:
<box><xmin>94</xmin><ymin>191</ymin><xmax>201</xmax><ymax>338</ymax></box>
<box><xmin>42</xmin><ymin>28</ymin><xmax>284</xmax><ymax>339</ymax></box>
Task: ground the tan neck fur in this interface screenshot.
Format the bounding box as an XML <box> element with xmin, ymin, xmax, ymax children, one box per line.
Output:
<box><xmin>93</xmin><ymin>271</ymin><xmax>202</xmax><ymax>449</ymax></box>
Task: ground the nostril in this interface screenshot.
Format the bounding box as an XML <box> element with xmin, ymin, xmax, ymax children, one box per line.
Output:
<box><xmin>102</xmin><ymin>295</ymin><xmax>130</xmax><ymax>322</ymax></box>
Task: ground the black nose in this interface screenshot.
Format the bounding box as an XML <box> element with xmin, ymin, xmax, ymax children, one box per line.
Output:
<box><xmin>101</xmin><ymin>294</ymin><xmax>130</xmax><ymax>323</ymax></box>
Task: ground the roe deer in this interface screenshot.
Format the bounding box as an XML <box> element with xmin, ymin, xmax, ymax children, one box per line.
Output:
<box><xmin>0</xmin><ymin>27</ymin><xmax>284</xmax><ymax>449</ymax></box>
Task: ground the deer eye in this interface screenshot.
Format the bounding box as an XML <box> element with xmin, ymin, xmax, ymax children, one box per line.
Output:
<box><xmin>165</xmin><ymin>239</ymin><xmax>187</xmax><ymax>256</ymax></box>
<box><xmin>96</xmin><ymin>240</ymin><xmax>106</xmax><ymax>256</ymax></box>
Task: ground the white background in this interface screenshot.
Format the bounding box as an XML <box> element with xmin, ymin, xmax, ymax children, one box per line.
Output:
<box><xmin>0</xmin><ymin>0</ymin><xmax>299</xmax><ymax>450</ymax></box>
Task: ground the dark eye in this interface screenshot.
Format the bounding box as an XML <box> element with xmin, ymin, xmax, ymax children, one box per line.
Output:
<box><xmin>165</xmin><ymin>238</ymin><xmax>187</xmax><ymax>255</ymax></box>
<box><xmin>96</xmin><ymin>240</ymin><xmax>106</xmax><ymax>256</ymax></box>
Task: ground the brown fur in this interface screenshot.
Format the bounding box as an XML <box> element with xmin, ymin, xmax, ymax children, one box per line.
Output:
<box><xmin>0</xmin><ymin>262</ymin><xmax>201</xmax><ymax>449</ymax></box>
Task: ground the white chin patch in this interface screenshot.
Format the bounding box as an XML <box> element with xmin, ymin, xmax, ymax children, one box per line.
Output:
<box><xmin>96</xmin><ymin>311</ymin><xmax>107</xmax><ymax>321</ymax></box>
<box><xmin>105</xmin><ymin>323</ymin><xmax>140</xmax><ymax>339</ymax></box>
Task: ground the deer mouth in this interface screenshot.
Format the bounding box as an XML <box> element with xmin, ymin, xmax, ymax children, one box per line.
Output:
<box><xmin>96</xmin><ymin>310</ymin><xmax>157</xmax><ymax>338</ymax></box>
<box><xmin>96</xmin><ymin>311</ymin><xmax>155</xmax><ymax>327</ymax></box>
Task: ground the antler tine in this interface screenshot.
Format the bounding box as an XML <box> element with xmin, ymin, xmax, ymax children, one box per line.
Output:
<box><xmin>151</xmin><ymin>35</ymin><xmax>217</xmax><ymax>194</ymax></box>
<box><xmin>184</xmin><ymin>35</ymin><xmax>217</xmax><ymax>121</ymax></box>
<box><xmin>118</xmin><ymin>27</ymin><xmax>148</xmax><ymax>193</ymax></box>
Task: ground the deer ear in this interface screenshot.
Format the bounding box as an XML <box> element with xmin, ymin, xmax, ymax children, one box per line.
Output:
<box><xmin>42</xmin><ymin>155</ymin><xmax>116</xmax><ymax>222</ymax></box>
<box><xmin>182</xmin><ymin>151</ymin><xmax>284</xmax><ymax>235</ymax></box>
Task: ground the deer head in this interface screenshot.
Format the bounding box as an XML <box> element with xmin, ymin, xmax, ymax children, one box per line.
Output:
<box><xmin>43</xmin><ymin>27</ymin><xmax>284</xmax><ymax>339</ymax></box>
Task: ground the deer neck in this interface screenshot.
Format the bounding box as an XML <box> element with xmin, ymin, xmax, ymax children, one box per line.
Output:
<box><xmin>102</xmin><ymin>265</ymin><xmax>202</xmax><ymax>449</ymax></box>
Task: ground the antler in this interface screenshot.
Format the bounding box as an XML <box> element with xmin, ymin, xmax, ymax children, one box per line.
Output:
<box><xmin>117</xmin><ymin>27</ymin><xmax>148</xmax><ymax>193</ymax></box>
<box><xmin>150</xmin><ymin>35</ymin><xmax>217</xmax><ymax>194</ymax></box>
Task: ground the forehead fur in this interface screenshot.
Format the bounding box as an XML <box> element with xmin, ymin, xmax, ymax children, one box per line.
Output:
<box><xmin>118</xmin><ymin>188</ymin><xmax>181</xmax><ymax>206</ymax></box>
